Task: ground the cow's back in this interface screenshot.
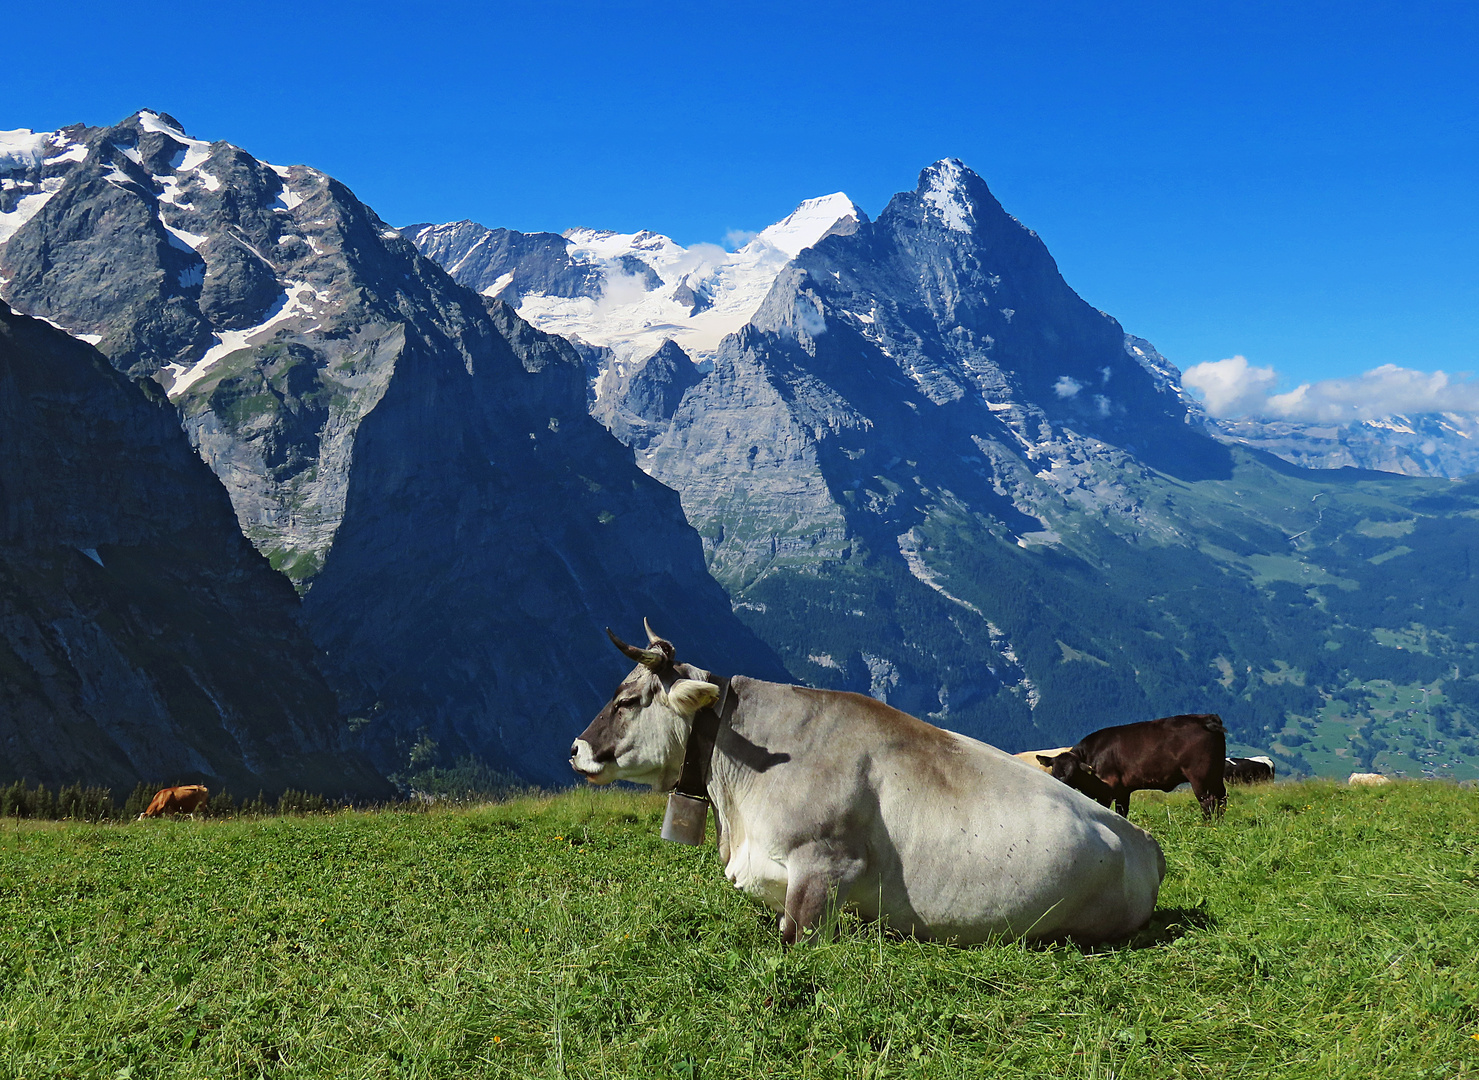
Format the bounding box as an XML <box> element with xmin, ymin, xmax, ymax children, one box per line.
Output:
<box><xmin>866</xmin><ymin>733</ymin><xmax>1164</xmax><ymax>942</ymax></box>
<box><xmin>141</xmin><ymin>784</ymin><xmax>208</xmax><ymax>818</ymax></box>
<box><xmin>1079</xmin><ymin>714</ymin><xmax>1226</xmax><ymax>790</ymax></box>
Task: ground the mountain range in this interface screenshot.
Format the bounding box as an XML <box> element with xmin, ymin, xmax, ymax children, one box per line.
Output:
<box><xmin>5</xmin><ymin>113</ymin><xmax>1479</xmax><ymax>787</ymax></box>
<box><xmin>1209</xmin><ymin>413</ymin><xmax>1479</xmax><ymax>479</ymax></box>
<box><xmin>409</xmin><ymin>158</ymin><xmax>1479</xmax><ymax>780</ymax></box>
<box><xmin>0</xmin><ymin>112</ymin><xmax>784</xmax><ymax>788</ymax></box>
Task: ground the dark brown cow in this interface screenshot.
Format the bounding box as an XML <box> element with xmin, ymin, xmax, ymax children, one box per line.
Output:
<box><xmin>1038</xmin><ymin>714</ymin><xmax>1227</xmax><ymax>819</ymax></box>
<box><xmin>140</xmin><ymin>785</ymin><xmax>209</xmax><ymax>818</ymax></box>
<box><xmin>1224</xmin><ymin>756</ymin><xmax>1275</xmax><ymax>785</ymax></box>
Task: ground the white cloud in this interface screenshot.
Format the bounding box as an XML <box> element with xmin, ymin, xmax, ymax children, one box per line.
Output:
<box><xmin>1054</xmin><ymin>376</ymin><xmax>1082</xmax><ymax>398</ymax></box>
<box><xmin>1181</xmin><ymin>355</ymin><xmax>1278</xmax><ymax>416</ymax></box>
<box><xmin>724</xmin><ymin>228</ymin><xmax>758</xmax><ymax>250</ymax></box>
<box><xmin>1183</xmin><ymin>356</ymin><xmax>1479</xmax><ymax>422</ymax></box>
<box><xmin>596</xmin><ymin>266</ymin><xmax>654</xmax><ymax>311</ymax></box>
<box><xmin>797</xmin><ymin>299</ymin><xmax>826</xmax><ymax>337</ymax></box>
<box><xmin>1094</xmin><ymin>394</ymin><xmax>1112</xmax><ymax>417</ymax></box>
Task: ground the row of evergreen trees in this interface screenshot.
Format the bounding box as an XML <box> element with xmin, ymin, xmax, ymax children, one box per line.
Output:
<box><xmin>0</xmin><ymin>781</ymin><xmax>337</xmax><ymax>822</ymax></box>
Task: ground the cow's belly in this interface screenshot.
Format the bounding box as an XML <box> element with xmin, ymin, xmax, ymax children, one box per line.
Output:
<box><xmin>872</xmin><ymin>768</ymin><xmax>1164</xmax><ymax>943</ymax></box>
<box><xmin>714</xmin><ymin>736</ymin><xmax>1163</xmax><ymax>944</ymax></box>
<box><xmin>723</xmin><ymin>836</ymin><xmax>789</xmax><ymax>912</ymax></box>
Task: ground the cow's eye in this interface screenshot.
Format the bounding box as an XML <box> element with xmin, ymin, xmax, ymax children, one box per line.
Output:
<box><xmin>616</xmin><ymin>697</ymin><xmax>639</xmax><ymax>710</ymax></box>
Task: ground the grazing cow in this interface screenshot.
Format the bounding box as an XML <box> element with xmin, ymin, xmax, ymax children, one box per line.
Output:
<box><xmin>1224</xmin><ymin>756</ymin><xmax>1275</xmax><ymax>785</ymax></box>
<box><xmin>1013</xmin><ymin>748</ymin><xmax>1073</xmax><ymax>773</ymax></box>
<box><xmin>140</xmin><ymin>785</ymin><xmax>209</xmax><ymax>818</ymax></box>
<box><xmin>1037</xmin><ymin>714</ymin><xmax>1227</xmax><ymax>819</ymax></box>
<box><xmin>571</xmin><ymin>622</ymin><xmax>1165</xmax><ymax>945</ymax></box>
<box><xmin>1348</xmin><ymin>772</ymin><xmax>1392</xmax><ymax>787</ymax></box>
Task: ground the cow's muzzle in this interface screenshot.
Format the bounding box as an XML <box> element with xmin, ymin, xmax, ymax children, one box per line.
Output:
<box><xmin>569</xmin><ymin>738</ymin><xmax>614</xmax><ymax>784</ymax></box>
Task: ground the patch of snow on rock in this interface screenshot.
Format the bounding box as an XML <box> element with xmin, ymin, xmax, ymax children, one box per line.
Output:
<box><xmin>0</xmin><ymin>129</ymin><xmax>52</xmax><ymax>170</ymax></box>
<box><xmin>162</xmin><ymin>223</ymin><xmax>208</xmax><ymax>252</ymax></box>
<box><xmin>482</xmin><ymin>270</ymin><xmax>515</xmax><ymax>297</ymax></box>
<box><xmin>168</xmin><ymin>281</ymin><xmax>314</xmax><ymax>397</ymax></box>
<box><xmin>897</xmin><ymin>529</ymin><xmax>984</xmax><ymax>616</ymax></box>
<box><xmin>0</xmin><ymin>189</ymin><xmax>55</xmax><ymax>246</ymax></box>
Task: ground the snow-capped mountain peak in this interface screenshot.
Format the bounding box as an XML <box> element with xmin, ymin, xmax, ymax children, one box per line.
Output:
<box><xmin>919</xmin><ymin>158</ymin><xmax>975</xmax><ymax>233</ymax></box>
<box><xmin>751</xmin><ymin>192</ymin><xmax>864</xmax><ymax>258</ymax></box>
<box><xmin>134</xmin><ymin>110</ymin><xmax>216</xmax><ymax>172</ymax></box>
<box><xmin>409</xmin><ymin>192</ymin><xmax>866</xmax><ymax>366</ymax></box>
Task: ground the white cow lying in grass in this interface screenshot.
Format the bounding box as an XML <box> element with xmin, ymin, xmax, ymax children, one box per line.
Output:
<box><xmin>571</xmin><ymin>623</ymin><xmax>1166</xmax><ymax>945</ymax></box>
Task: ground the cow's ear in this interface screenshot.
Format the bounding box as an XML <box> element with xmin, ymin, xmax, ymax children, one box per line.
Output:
<box><xmin>1036</xmin><ymin>755</ymin><xmax>1055</xmax><ymax>767</ymax></box>
<box><xmin>665</xmin><ymin>679</ymin><xmax>720</xmax><ymax>720</ymax></box>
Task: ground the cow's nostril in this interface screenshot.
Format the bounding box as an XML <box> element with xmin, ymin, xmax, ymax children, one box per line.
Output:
<box><xmin>569</xmin><ymin>744</ymin><xmax>579</xmax><ymax>759</ymax></box>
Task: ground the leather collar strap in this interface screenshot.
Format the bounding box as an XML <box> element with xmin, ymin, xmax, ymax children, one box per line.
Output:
<box><xmin>673</xmin><ymin>678</ymin><xmax>733</xmax><ymax>801</ymax></box>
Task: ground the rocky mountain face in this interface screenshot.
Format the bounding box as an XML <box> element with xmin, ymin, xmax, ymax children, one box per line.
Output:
<box><xmin>1</xmin><ymin>111</ymin><xmax>786</xmax><ymax>784</ymax></box>
<box><xmin>0</xmin><ymin>301</ymin><xmax>389</xmax><ymax>797</ymax></box>
<box><xmin>614</xmin><ymin>159</ymin><xmax>1234</xmax><ymax>744</ymax></box>
<box><xmin>1209</xmin><ymin>414</ymin><xmax>1479</xmax><ymax>479</ymax></box>
<box><xmin>591</xmin><ymin>339</ymin><xmax>704</xmax><ymax>452</ymax></box>
<box><xmin>415</xmin><ymin>160</ymin><xmax>1479</xmax><ymax>778</ymax></box>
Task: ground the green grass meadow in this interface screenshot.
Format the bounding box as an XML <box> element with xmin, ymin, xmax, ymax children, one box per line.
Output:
<box><xmin>1</xmin><ymin>782</ymin><xmax>1477</xmax><ymax>1079</ymax></box>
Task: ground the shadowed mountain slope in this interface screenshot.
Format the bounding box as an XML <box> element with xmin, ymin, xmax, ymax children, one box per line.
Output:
<box><xmin>0</xmin><ymin>301</ymin><xmax>390</xmax><ymax>797</ymax></box>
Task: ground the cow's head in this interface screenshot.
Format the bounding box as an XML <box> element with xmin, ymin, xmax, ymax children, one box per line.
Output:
<box><xmin>1037</xmin><ymin>751</ymin><xmax>1113</xmax><ymax>801</ymax></box>
<box><xmin>570</xmin><ymin>620</ymin><xmax>720</xmax><ymax>790</ymax></box>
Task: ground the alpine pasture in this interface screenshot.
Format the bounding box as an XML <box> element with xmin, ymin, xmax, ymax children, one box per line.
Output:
<box><xmin>1</xmin><ymin>781</ymin><xmax>1476</xmax><ymax>1078</ymax></box>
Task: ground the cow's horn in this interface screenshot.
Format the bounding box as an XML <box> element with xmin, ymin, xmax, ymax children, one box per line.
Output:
<box><xmin>606</xmin><ymin>627</ymin><xmax>666</xmax><ymax>668</ymax></box>
<box><xmin>643</xmin><ymin>617</ymin><xmax>662</xmax><ymax>645</ymax></box>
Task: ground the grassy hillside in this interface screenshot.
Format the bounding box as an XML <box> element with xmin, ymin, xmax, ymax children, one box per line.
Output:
<box><xmin>1</xmin><ymin>783</ymin><xmax>1476</xmax><ymax>1078</ymax></box>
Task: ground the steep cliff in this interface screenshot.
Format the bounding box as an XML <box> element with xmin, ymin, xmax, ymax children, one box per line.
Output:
<box><xmin>0</xmin><ymin>301</ymin><xmax>389</xmax><ymax>796</ymax></box>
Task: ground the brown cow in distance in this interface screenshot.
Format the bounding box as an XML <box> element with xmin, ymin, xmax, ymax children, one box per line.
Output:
<box><xmin>1038</xmin><ymin>714</ymin><xmax>1227</xmax><ymax>819</ymax></box>
<box><xmin>140</xmin><ymin>785</ymin><xmax>210</xmax><ymax>818</ymax></box>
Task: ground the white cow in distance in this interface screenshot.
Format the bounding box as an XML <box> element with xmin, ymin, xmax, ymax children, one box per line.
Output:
<box><xmin>1348</xmin><ymin>772</ymin><xmax>1393</xmax><ymax>787</ymax></box>
<box><xmin>571</xmin><ymin>622</ymin><xmax>1166</xmax><ymax>945</ymax></box>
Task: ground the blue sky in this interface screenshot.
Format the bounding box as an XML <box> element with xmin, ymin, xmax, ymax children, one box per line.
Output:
<box><xmin>10</xmin><ymin>1</ymin><xmax>1477</xmax><ymax>400</ymax></box>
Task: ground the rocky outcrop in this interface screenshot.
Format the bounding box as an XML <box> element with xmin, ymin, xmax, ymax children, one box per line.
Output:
<box><xmin>591</xmin><ymin>339</ymin><xmax>703</xmax><ymax>452</ymax></box>
<box><xmin>0</xmin><ymin>301</ymin><xmax>389</xmax><ymax>797</ymax></box>
<box><xmin>399</xmin><ymin>221</ymin><xmax>598</xmax><ymax>303</ymax></box>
